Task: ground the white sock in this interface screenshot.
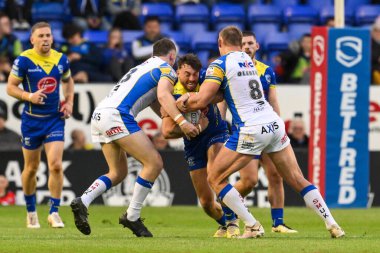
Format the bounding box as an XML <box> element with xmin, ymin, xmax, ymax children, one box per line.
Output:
<box><xmin>127</xmin><ymin>180</ymin><xmax>152</xmax><ymax>221</ymax></box>
<box><xmin>220</xmin><ymin>184</ymin><xmax>257</xmax><ymax>227</ymax></box>
<box><xmin>302</xmin><ymin>186</ymin><xmax>337</xmax><ymax>228</ymax></box>
<box><xmin>81</xmin><ymin>178</ymin><xmax>108</xmax><ymax>208</ymax></box>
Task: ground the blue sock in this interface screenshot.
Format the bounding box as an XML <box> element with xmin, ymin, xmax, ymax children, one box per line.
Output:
<box><xmin>24</xmin><ymin>194</ymin><xmax>36</xmax><ymax>212</ymax></box>
<box><xmin>271</xmin><ymin>208</ymin><xmax>284</xmax><ymax>227</ymax></box>
<box><xmin>222</xmin><ymin>205</ymin><xmax>237</xmax><ymax>222</ymax></box>
<box><xmin>49</xmin><ymin>197</ymin><xmax>61</xmax><ymax>214</ymax></box>
<box><xmin>216</xmin><ymin>214</ymin><xmax>227</xmax><ymax>226</ymax></box>
<box><xmin>136</xmin><ymin>176</ymin><xmax>154</xmax><ymax>189</ymax></box>
<box><xmin>99</xmin><ymin>175</ymin><xmax>112</xmax><ymax>190</ymax></box>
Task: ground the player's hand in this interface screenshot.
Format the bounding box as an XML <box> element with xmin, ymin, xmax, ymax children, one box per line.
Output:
<box><xmin>29</xmin><ymin>88</ymin><xmax>47</xmax><ymax>105</ymax></box>
<box><xmin>179</xmin><ymin>121</ymin><xmax>199</xmax><ymax>138</ymax></box>
<box><xmin>60</xmin><ymin>100</ymin><xmax>73</xmax><ymax>119</ymax></box>
<box><xmin>176</xmin><ymin>94</ymin><xmax>190</xmax><ymax>113</ymax></box>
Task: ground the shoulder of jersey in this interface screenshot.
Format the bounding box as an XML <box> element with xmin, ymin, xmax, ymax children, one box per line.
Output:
<box><xmin>255</xmin><ymin>60</ymin><xmax>269</xmax><ymax>69</ymax></box>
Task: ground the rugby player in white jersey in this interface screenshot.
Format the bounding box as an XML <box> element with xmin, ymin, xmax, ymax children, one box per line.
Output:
<box><xmin>70</xmin><ymin>38</ymin><xmax>199</xmax><ymax>237</ymax></box>
<box><xmin>177</xmin><ymin>26</ymin><xmax>345</xmax><ymax>239</ymax></box>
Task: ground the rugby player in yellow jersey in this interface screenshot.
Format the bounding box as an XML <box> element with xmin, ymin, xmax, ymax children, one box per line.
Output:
<box><xmin>241</xmin><ymin>31</ymin><xmax>297</xmax><ymax>233</ymax></box>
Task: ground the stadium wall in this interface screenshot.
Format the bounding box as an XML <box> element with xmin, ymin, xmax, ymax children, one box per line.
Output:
<box><xmin>0</xmin><ymin>149</ymin><xmax>379</xmax><ymax>207</ymax></box>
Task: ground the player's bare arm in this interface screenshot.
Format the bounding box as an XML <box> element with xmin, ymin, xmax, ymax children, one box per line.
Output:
<box><xmin>60</xmin><ymin>76</ymin><xmax>74</xmax><ymax>118</ymax></box>
<box><xmin>157</xmin><ymin>78</ymin><xmax>199</xmax><ymax>138</ymax></box>
<box><xmin>150</xmin><ymin>100</ymin><xmax>162</xmax><ymax>117</ymax></box>
<box><xmin>176</xmin><ymin>81</ymin><xmax>220</xmax><ymax>113</ymax></box>
<box><xmin>7</xmin><ymin>75</ymin><xmax>47</xmax><ymax>105</ymax></box>
<box><xmin>268</xmin><ymin>87</ymin><xmax>281</xmax><ymax>116</ymax></box>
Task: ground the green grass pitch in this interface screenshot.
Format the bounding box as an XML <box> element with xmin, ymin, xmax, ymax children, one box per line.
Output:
<box><xmin>0</xmin><ymin>206</ymin><xmax>379</xmax><ymax>253</ymax></box>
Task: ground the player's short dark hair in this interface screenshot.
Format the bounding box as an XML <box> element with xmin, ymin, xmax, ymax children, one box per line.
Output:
<box><xmin>177</xmin><ymin>54</ymin><xmax>202</xmax><ymax>72</ymax></box>
<box><xmin>153</xmin><ymin>38</ymin><xmax>176</xmax><ymax>56</ymax></box>
<box><xmin>31</xmin><ymin>22</ymin><xmax>51</xmax><ymax>34</ymax></box>
<box><xmin>219</xmin><ymin>26</ymin><xmax>242</xmax><ymax>47</ymax></box>
<box><xmin>62</xmin><ymin>23</ymin><xmax>83</xmax><ymax>40</ymax></box>
<box><xmin>144</xmin><ymin>16</ymin><xmax>160</xmax><ymax>25</ymax></box>
<box><xmin>242</xmin><ymin>31</ymin><xmax>256</xmax><ymax>40</ymax></box>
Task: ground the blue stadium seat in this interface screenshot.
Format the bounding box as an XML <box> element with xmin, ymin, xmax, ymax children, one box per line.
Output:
<box><xmin>192</xmin><ymin>31</ymin><xmax>218</xmax><ymax>51</ymax></box>
<box><xmin>251</xmin><ymin>23</ymin><xmax>279</xmax><ymax>45</ymax></box>
<box><xmin>320</xmin><ymin>6</ymin><xmax>355</xmax><ymax>25</ymax></box>
<box><xmin>52</xmin><ymin>29</ymin><xmax>65</xmax><ymax>44</ymax></box>
<box><xmin>288</xmin><ymin>23</ymin><xmax>312</xmax><ymax>41</ymax></box>
<box><xmin>83</xmin><ymin>30</ymin><xmax>108</xmax><ymax>47</ymax></box>
<box><xmin>264</xmin><ymin>32</ymin><xmax>290</xmax><ymax>51</ymax></box>
<box><xmin>0</xmin><ymin>0</ymin><xmax>5</xmax><ymax>10</ymax></box>
<box><xmin>122</xmin><ymin>30</ymin><xmax>144</xmax><ymax>53</ymax></box>
<box><xmin>345</xmin><ymin>0</ymin><xmax>370</xmax><ymax>10</ymax></box>
<box><xmin>32</xmin><ymin>2</ymin><xmax>65</xmax><ymax>22</ymax></box>
<box><xmin>13</xmin><ymin>31</ymin><xmax>31</xmax><ymax>50</ymax></box>
<box><xmin>248</xmin><ymin>4</ymin><xmax>282</xmax><ymax>25</ymax></box>
<box><xmin>176</xmin><ymin>4</ymin><xmax>209</xmax><ymax>35</ymax></box>
<box><xmin>165</xmin><ymin>31</ymin><xmax>191</xmax><ymax>55</ymax></box>
<box><xmin>283</xmin><ymin>5</ymin><xmax>319</xmax><ymax>24</ymax></box>
<box><xmin>141</xmin><ymin>3</ymin><xmax>174</xmax><ymax>31</ymax></box>
<box><xmin>307</xmin><ymin>0</ymin><xmax>332</xmax><ymax>11</ymax></box>
<box><xmin>269</xmin><ymin>0</ymin><xmax>299</xmax><ymax>9</ymax></box>
<box><xmin>356</xmin><ymin>5</ymin><xmax>380</xmax><ymax>26</ymax></box>
<box><xmin>211</xmin><ymin>4</ymin><xmax>245</xmax><ymax>31</ymax></box>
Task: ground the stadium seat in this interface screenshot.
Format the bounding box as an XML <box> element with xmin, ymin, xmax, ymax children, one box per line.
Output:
<box><xmin>52</xmin><ymin>29</ymin><xmax>65</xmax><ymax>45</ymax></box>
<box><xmin>264</xmin><ymin>32</ymin><xmax>290</xmax><ymax>51</ymax></box>
<box><xmin>248</xmin><ymin>4</ymin><xmax>282</xmax><ymax>25</ymax></box>
<box><xmin>251</xmin><ymin>23</ymin><xmax>280</xmax><ymax>45</ymax></box>
<box><xmin>356</xmin><ymin>5</ymin><xmax>380</xmax><ymax>26</ymax></box>
<box><xmin>0</xmin><ymin>0</ymin><xmax>5</xmax><ymax>10</ymax></box>
<box><xmin>192</xmin><ymin>31</ymin><xmax>218</xmax><ymax>51</ymax></box>
<box><xmin>269</xmin><ymin>0</ymin><xmax>299</xmax><ymax>9</ymax></box>
<box><xmin>320</xmin><ymin>6</ymin><xmax>355</xmax><ymax>25</ymax></box>
<box><xmin>288</xmin><ymin>23</ymin><xmax>312</xmax><ymax>41</ymax></box>
<box><xmin>13</xmin><ymin>31</ymin><xmax>31</xmax><ymax>49</ymax></box>
<box><xmin>165</xmin><ymin>31</ymin><xmax>191</xmax><ymax>54</ymax></box>
<box><xmin>180</xmin><ymin>23</ymin><xmax>208</xmax><ymax>38</ymax></box>
<box><xmin>306</xmin><ymin>0</ymin><xmax>332</xmax><ymax>11</ymax></box>
<box><xmin>141</xmin><ymin>3</ymin><xmax>174</xmax><ymax>31</ymax></box>
<box><xmin>122</xmin><ymin>30</ymin><xmax>144</xmax><ymax>53</ymax></box>
<box><xmin>345</xmin><ymin>0</ymin><xmax>370</xmax><ymax>10</ymax></box>
<box><xmin>83</xmin><ymin>30</ymin><xmax>108</xmax><ymax>47</ymax></box>
<box><xmin>176</xmin><ymin>3</ymin><xmax>209</xmax><ymax>32</ymax></box>
<box><xmin>32</xmin><ymin>2</ymin><xmax>65</xmax><ymax>22</ymax></box>
<box><xmin>211</xmin><ymin>4</ymin><xmax>245</xmax><ymax>31</ymax></box>
<box><xmin>283</xmin><ymin>5</ymin><xmax>319</xmax><ymax>25</ymax></box>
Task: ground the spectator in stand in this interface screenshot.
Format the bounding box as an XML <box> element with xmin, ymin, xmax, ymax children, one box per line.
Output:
<box><xmin>0</xmin><ymin>12</ymin><xmax>22</xmax><ymax>82</ymax></box>
<box><xmin>103</xmin><ymin>28</ymin><xmax>134</xmax><ymax>82</ymax></box>
<box><xmin>67</xmin><ymin>129</ymin><xmax>93</xmax><ymax>151</ymax></box>
<box><xmin>61</xmin><ymin>24</ymin><xmax>112</xmax><ymax>83</ymax></box>
<box><xmin>107</xmin><ymin>0</ymin><xmax>141</xmax><ymax>30</ymax></box>
<box><xmin>152</xmin><ymin>131</ymin><xmax>174</xmax><ymax>151</ymax></box>
<box><xmin>371</xmin><ymin>16</ymin><xmax>380</xmax><ymax>85</ymax></box>
<box><xmin>69</xmin><ymin>0</ymin><xmax>111</xmax><ymax>30</ymax></box>
<box><xmin>4</xmin><ymin>0</ymin><xmax>32</xmax><ymax>30</ymax></box>
<box><xmin>325</xmin><ymin>17</ymin><xmax>335</xmax><ymax>27</ymax></box>
<box><xmin>288</xmin><ymin>117</ymin><xmax>309</xmax><ymax>148</ymax></box>
<box><xmin>132</xmin><ymin>16</ymin><xmax>167</xmax><ymax>65</ymax></box>
<box><xmin>0</xmin><ymin>175</ymin><xmax>15</xmax><ymax>206</ymax></box>
<box><xmin>277</xmin><ymin>33</ymin><xmax>311</xmax><ymax>84</ymax></box>
<box><xmin>0</xmin><ymin>101</ymin><xmax>21</xmax><ymax>151</ymax></box>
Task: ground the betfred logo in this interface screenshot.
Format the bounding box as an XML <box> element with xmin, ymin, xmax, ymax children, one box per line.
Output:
<box><xmin>336</xmin><ymin>36</ymin><xmax>362</xmax><ymax>68</ymax></box>
<box><xmin>106</xmin><ymin>126</ymin><xmax>123</xmax><ymax>137</ymax></box>
<box><xmin>370</xmin><ymin>101</ymin><xmax>380</xmax><ymax>123</ymax></box>
<box><xmin>313</xmin><ymin>35</ymin><xmax>325</xmax><ymax>67</ymax></box>
<box><xmin>37</xmin><ymin>77</ymin><xmax>57</xmax><ymax>93</ymax></box>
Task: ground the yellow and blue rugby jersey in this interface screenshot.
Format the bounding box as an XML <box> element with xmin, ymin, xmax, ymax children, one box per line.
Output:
<box><xmin>172</xmin><ymin>79</ymin><xmax>227</xmax><ymax>143</ymax></box>
<box><xmin>97</xmin><ymin>56</ymin><xmax>177</xmax><ymax>117</ymax></box>
<box><xmin>204</xmin><ymin>51</ymin><xmax>274</xmax><ymax>127</ymax></box>
<box><xmin>10</xmin><ymin>49</ymin><xmax>71</xmax><ymax>116</ymax></box>
<box><xmin>255</xmin><ymin>60</ymin><xmax>276</xmax><ymax>101</ymax></box>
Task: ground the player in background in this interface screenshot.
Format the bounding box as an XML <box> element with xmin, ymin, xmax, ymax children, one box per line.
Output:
<box><xmin>161</xmin><ymin>54</ymin><xmax>241</xmax><ymax>238</ymax></box>
<box><xmin>177</xmin><ymin>26</ymin><xmax>345</xmax><ymax>239</ymax></box>
<box><xmin>240</xmin><ymin>31</ymin><xmax>297</xmax><ymax>233</ymax></box>
<box><xmin>70</xmin><ymin>38</ymin><xmax>199</xmax><ymax>237</ymax></box>
<box><xmin>7</xmin><ymin>22</ymin><xmax>74</xmax><ymax>228</ymax></box>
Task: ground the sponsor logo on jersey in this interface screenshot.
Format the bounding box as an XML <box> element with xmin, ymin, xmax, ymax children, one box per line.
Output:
<box><xmin>105</xmin><ymin>126</ymin><xmax>123</xmax><ymax>137</ymax></box>
<box><xmin>58</xmin><ymin>65</ymin><xmax>63</xmax><ymax>74</ymax></box>
<box><xmin>261</xmin><ymin>122</ymin><xmax>279</xmax><ymax>134</ymax></box>
<box><xmin>37</xmin><ymin>77</ymin><xmax>57</xmax><ymax>93</ymax></box>
<box><xmin>265</xmin><ymin>74</ymin><xmax>271</xmax><ymax>84</ymax></box>
<box><xmin>280</xmin><ymin>133</ymin><xmax>288</xmax><ymax>145</ymax></box>
<box><xmin>238</xmin><ymin>61</ymin><xmax>254</xmax><ymax>68</ymax></box>
<box><xmin>206</xmin><ymin>66</ymin><xmax>214</xmax><ymax>76</ymax></box>
<box><xmin>28</xmin><ymin>67</ymin><xmax>43</xmax><ymax>73</ymax></box>
<box><xmin>336</xmin><ymin>36</ymin><xmax>362</xmax><ymax>68</ymax></box>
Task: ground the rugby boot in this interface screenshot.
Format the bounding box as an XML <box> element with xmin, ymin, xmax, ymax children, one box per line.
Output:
<box><xmin>70</xmin><ymin>197</ymin><xmax>91</xmax><ymax>235</ymax></box>
<box><xmin>329</xmin><ymin>224</ymin><xmax>345</xmax><ymax>238</ymax></box>
<box><xmin>48</xmin><ymin>212</ymin><xmax>65</xmax><ymax>228</ymax></box>
<box><xmin>213</xmin><ymin>225</ymin><xmax>227</xmax><ymax>238</ymax></box>
<box><xmin>226</xmin><ymin>219</ymin><xmax>240</xmax><ymax>238</ymax></box>
<box><xmin>240</xmin><ymin>221</ymin><xmax>265</xmax><ymax>239</ymax></box>
<box><xmin>27</xmin><ymin>211</ymin><xmax>41</xmax><ymax>229</ymax></box>
<box><xmin>119</xmin><ymin>212</ymin><xmax>153</xmax><ymax>237</ymax></box>
<box><xmin>272</xmin><ymin>224</ymin><xmax>298</xmax><ymax>233</ymax></box>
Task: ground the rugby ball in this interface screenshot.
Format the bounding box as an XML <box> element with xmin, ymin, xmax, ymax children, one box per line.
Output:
<box><xmin>184</xmin><ymin>110</ymin><xmax>201</xmax><ymax>125</ymax></box>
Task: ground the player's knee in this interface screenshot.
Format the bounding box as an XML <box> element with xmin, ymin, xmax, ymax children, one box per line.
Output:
<box><xmin>240</xmin><ymin>174</ymin><xmax>258</xmax><ymax>190</ymax></box>
<box><xmin>199</xmin><ymin>196</ymin><xmax>214</xmax><ymax>212</ymax></box>
<box><xmin>48</xmin><ymin>160</ymin><xmax>62</xmax><ymax>174</ymax></box>
<box><xmin>267</xmin><ymin>171</ymin><xmax>283</xmax><ymax>187</ymax></box>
